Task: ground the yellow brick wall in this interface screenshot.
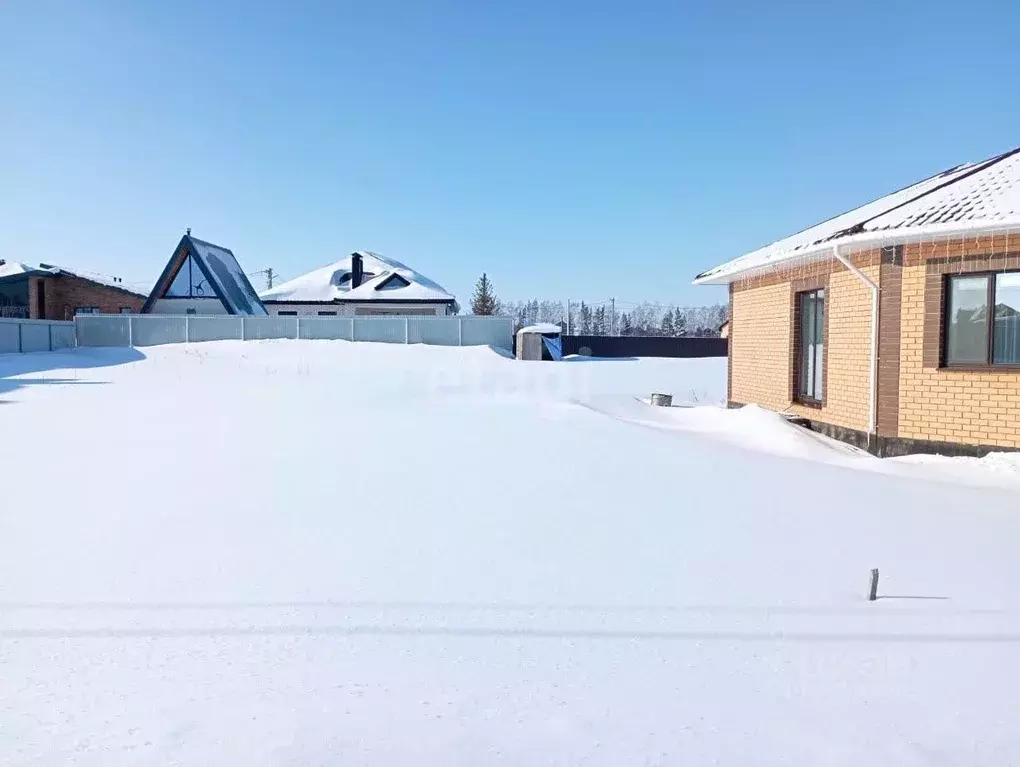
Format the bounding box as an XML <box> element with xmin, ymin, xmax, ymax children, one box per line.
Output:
<box><xmin>730</xmin><ymin>282</ymin><xmax>791</xmax><ymax>411</ymax></box>
<box><xmin>809</xmin><ymin>266</ymin><xmax>876</xmax><ymax>431</ymax></box>
<box><xmin>898</xmin><ymin>264</ymin><xmax>1020</xmax><ymax>448</ymax></box>
<box><xmin>730</xmin><ymin>264</ymin><xmax>876</xmax><ymax>432</ymax></box>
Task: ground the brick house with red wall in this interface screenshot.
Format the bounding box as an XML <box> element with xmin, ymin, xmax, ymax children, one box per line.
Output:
<box><xmin>0</xmin><ymin>261</ymin><xmax>145</xmax><ymax>320</ymax></box>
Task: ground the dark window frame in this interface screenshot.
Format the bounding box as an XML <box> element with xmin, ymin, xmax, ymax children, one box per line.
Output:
<box><xmin>278</xmin><ymin>310</ymin><xmax>298</xmax><ymax>316</ymax></box>
<box><xmin>794</xmin><ymin>288</ymin><xmax>825</xmax><ymax>406</ymax></box>
<box><xmin>942</xmin><ymin>270</ymin><xmax>1020</xmax><ymax>369</ymax></box>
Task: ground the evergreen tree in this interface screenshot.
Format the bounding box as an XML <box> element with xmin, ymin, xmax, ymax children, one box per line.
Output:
<box><xmin>674</xmin><ymin>309</ymin><xmax>687</xmax><ymax>337</ymax></box>
<box><xmin>580</xmin><ymin>302</ymin><xmax>593</xmax><ymax>334</ymax></box>
<box><xmin>470</xmin><ymin>273</ymin><xmax>499</xmax><ymax>315</ymax></box>
<box><xmin>620</xmin><ymin>313</ymin><xmax>633</xmax><ymax>336</ymax></box>
<box><xmin>660</xmin><ymin>308</ymin><xmax>675</xmax><ymax>337</ymax></box>
<box><xmin>593</xmin><ymin>306</ymin><xmax>606</xmax><ymax>336</ymax></box>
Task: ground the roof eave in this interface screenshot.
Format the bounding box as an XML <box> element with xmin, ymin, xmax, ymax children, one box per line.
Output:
<box><xmin>693</xmin><ymin>218</ymin><xmax>1020</xmax><ymax>286</ymax></box>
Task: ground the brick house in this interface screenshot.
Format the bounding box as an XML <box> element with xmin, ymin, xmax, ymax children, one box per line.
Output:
<box><xmin>695</xmin><ymin>146</ymin><xmax>1020</xmax><ymax>456</ymax></box>
<box><xmin>0</xmin><ymin>261</ymin><xmax>145</xmax><ymax>320</ymax></box>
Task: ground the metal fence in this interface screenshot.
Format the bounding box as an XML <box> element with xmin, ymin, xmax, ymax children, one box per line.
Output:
<box><xmin>0</xmin><ymin>317</ymin><xmax>76</xmax><ymax>354</ymax></box>
<box><xmin>561</xmin><ymin>334</ymin><xmax>727</xmax><ymax>358</ymax></box>
<box><xmin>75</xmin><ymin>314</ymin><xmax>514</xmax><ymax>350</ymax></box>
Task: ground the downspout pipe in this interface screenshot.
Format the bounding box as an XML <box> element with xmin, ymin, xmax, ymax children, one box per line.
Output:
<box><xmin>830</xmin><ymin>245</ymin><xmax>879</xmax><ymax>440</ymax></box>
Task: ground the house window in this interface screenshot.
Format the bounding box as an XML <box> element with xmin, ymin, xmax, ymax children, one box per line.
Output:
<box><xmin>119</xmin><ymin>307</ymin><xmax>133</xmax><ymax>314</ymax></box>
<box><xmin>944</xmin><ymin>272</ymin><xmax>1020</xmax><ymax>366</ymax></box>
<box><xmin>317</xmin><ymin>311</ymin><xmax>337</xmax><ymax>316</ymax></box>
<box><xmin>278</xmin><ymin>311</ymin><xmax>298</xmax><ymax>316</ymax></box>
<box><xmin>795</xmin><ymin>289</ymin><xmax>824</xmax><ymax>402</ymax></box>
<box><xmin>75</xmin><ymin>306</ymin><xmax>100</xmax><ymax>315</ymax></box>
<box><xmin>186</xmin><ymin>308</ymin><xmax>198</xmax><ymax>315</ymax></box>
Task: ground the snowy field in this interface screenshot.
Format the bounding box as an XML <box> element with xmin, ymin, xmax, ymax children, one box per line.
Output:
<box><xmin>2</xmin><ymin>341</ymin><xmax>1020</xmax><ymax>765</ymax></box>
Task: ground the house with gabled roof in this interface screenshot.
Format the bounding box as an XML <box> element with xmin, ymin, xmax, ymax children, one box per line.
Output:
<box><xmin>0</xmin><ymin>260</ymin><xmax>145</xmax><ymax>319</ymax></box>
<box><xmin>142</xmin><ymin>233</ymin><xmax>267</xmax><ymax>316</ymax></box>
<box><xmin>695</xmin><ymin>146</ymin><xmax>1020</xmax><ymax>456</ymax></box>
<box><xmin>260</xmin><ymin>251</ymin><xmax>458</xmax><ymax>316</ymax></box>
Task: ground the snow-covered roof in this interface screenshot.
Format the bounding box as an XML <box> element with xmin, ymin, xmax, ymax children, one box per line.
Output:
<box><xmin>694</xmin><ymin>147</ymin><xmax>1020</xmax><ymax>285</ymax></box>
<box><xmin>0</xmin><ymin>261</ymin><xmax>48</xmax><ymax>280</ymax></box>
<box><xmin>519</xmin><ymin>323</ymin><xmax>562</xmax><ymax>335</ymax></box>
<box><xmin>0</xmin><ymin>260</ymin><xmax>146</xmax><ymax>296</ymax></box>
<box><xmin>260</xmin><ymin>251</ymin><xmax>457</xmax><ymax>305</ymax></box>
<box><xmin>143</xmin><ymin>234</ymin><xmax>267</xmax><ymax>315</ymax></box>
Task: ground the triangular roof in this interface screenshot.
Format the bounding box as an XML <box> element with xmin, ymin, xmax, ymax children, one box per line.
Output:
<box><xmin>142</xmin><ymin>234</ymin><xmax>267</xmax><ymax>315</ymax></box>
<box><xmin>260</xmin><ymin>251</ymin><xmax>458</xmax><ymax>306</ymax></box>
<box><xmin>695</xmin><ymin>146</ymin><xmax>1020</xmax><ymax>285</ymax></box>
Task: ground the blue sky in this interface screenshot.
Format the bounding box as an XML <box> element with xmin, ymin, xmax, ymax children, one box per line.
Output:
<box><xmin>2</xmin><ymin>1</ymin><xmax>1018</xmax><ymax>308</ymax></box>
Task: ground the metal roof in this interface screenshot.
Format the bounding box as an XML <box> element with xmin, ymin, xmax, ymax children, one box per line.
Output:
<box><xmin>695</xmin><ymin>147</ymin><xmax>1020</xmax><ymax>285</ymax></box>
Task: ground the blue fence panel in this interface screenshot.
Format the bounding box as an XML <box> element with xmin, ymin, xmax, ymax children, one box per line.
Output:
<box><xmin>243</xmin><ymin>316</ymin><xmax>299</xmax><ymax>340</ymax></box>
<box><xmin>76</xmin><ymin>315</ymin><xmax>131</xmax><ymax>347</ymax></box>
<box><xmin>188</xmin><ymin>316</ymin><xmax>243</xmax><ymax>342</ymax></box>
<box><xmin>0</xmin><ymin>321</ymin><xmax>20</xmax><ymax>353</ymax></box>
<box><xmin>460</xmin><ymin>316</ymin><xmax>513</xmax><ymax>348</ymax></box>
<box><xmin>0</xmin><ymin>318</ymin><xmax>78</xmax><ymax>353</ymax></box>
<box><xmin>407</xmin><ymin>317</ymin><xmax>460</xmax><ymax>345</ymax></box>
<box><xmin>298</xmin><ymin>317</ymin><xmax>355</xmax><ymax>340</ymax></box>
<box><xmin>50</xmin><ymin>324</ymin><xmax>76</xmax><ymax>350</ymax></box>
<box><xmin>353</xmin><ymin>317</ymin><xmax>405</xmax><ymax>343</ymax></box>
<box><xmin>19</xmin><ymin>323</ymin><xmax>50</xmax><ymax>352</ymax></box>
<box><xmin>130</xmin><ymin>316</ymin><xmax>187</xmax><ymax>346</ymax></box>
<box><xmin>69</xmin><ymin>314</ymin><xmax>514</xmax><ymax>351</ymax></box>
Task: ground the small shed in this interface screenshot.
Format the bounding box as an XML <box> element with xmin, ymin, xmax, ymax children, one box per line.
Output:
<box><xmin>516</xmin><ymin>323</ymin><xmax>562</xmax><ymax>361</ymax></box>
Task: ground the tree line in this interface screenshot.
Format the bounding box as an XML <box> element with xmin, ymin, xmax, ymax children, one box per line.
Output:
<box><xmin>471</xmin><ymin>273</ymin><xmax>729</xmax><ymax>337</ymax></box>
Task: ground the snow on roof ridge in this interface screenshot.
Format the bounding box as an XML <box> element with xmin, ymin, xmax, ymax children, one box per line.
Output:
<box><xmin>260</xmin><ymin>250</ymin><xmax>457</xmax><ymax>304</ymax></box>
<box><xmin>694</xmin><ymin>146</ymin><xmax>1020</xmax><ymax>285</ymax></box>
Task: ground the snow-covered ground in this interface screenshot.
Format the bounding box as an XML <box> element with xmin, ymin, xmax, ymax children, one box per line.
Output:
<box><xmin>2</xmin><ymin>341</ymin><xmax>1020</xmax><ymax>765</ymax></box>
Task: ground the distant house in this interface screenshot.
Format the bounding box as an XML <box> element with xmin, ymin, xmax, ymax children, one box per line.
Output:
<box><xmin>142</xmin><ymin>233</ymin><xmax>267</xmax><ymax>316</ymax></box>
<box><xmin>694</xmin><ymin>145</ymin><xmax>1020</xmax><ymax>456</ymax></box>
<box><xmin>0</xmin><ymin>260</ymin><xmax>145</xmax><ymax>320</ymax></box>
<box><xmin>718</xmin><ymin>319</ymin><xmax>730</xmax><ymax>339</ymax></box>
<box><xmin>260</xmin><ymin>252</ymin><xmax>458</xmax><ymax>316</ymax></box>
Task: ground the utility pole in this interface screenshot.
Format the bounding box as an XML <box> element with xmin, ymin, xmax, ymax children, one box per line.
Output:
<box><xmin>610</xmin><ymin>297</ymin><xmax>616</xmax><ymax>336</ymax></box>
<box><xmin>565</xmin><ymin>299</ymin><xmax>571</xmax><ymax>334</ymax></box>
<box><xmin>266</xmin><ymin>267</ymin><xmax>275</xmax><ymax>290</ymax></box>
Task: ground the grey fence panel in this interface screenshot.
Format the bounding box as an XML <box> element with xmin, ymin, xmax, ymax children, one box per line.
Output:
<box><xmin>19</xmin><ymin>323</ymin><xmax>50</xmax><ymax>352</ymax></box>
<box><xmin>460</xmin><ymin>316</ymin><xmax>513</xmax><ymax>348</ymax></box>
<box><xmin>298</xmin><ymin>317</ymin><xmax>355</xmax><ymax>340</ymax></box>
<box><xmin>50</xmin><ymin>324</ymin><xmax>76</xmax><ymax>350</ymax></box>
<box><xmin>76</xmin><ymin>315</ymin><xmax>131</xmax><ymax>347</ymax></box>
<box><xmin>243</xmin><ymin>316</ymin><xmax>299</xmax><ymax>340</ymax></box>
<box><xmin>188</xmin><ymin>316</ymin><xmax>243</xmax><ymax>343</ymax></box>
<box><xmin>0</xmin><ymin>318</ymin><xmax>77</xmax><ymax>354</ymax></box>
<box><xmin>0</xmin><ymin>321</ymin><xmax>20</xmax><ymax>353</ymax></box>
<box><xmin>407</xmin><ymin>317</ymin><xmax>460</xmax><ymax>345</ymax></box>
<box><xmin>130</xmin><ymin>316</ymin><xmax>187</xmax><ymax>346</ymax></box>
<box><xmin>353</xmin><ymin>317</ymin><xmax>405</xmax><ymax>343</ymax></box>
<box><xmin>67</xmin><ymin>314</ymin><xmax>514</xmax><ymax>350</ymax></box>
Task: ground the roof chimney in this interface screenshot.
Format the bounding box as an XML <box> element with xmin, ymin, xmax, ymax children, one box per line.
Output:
<box><xmin>350</xmin><ymin>252</ymin><xmax>364</xmax><ymax>288</ymax></box>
